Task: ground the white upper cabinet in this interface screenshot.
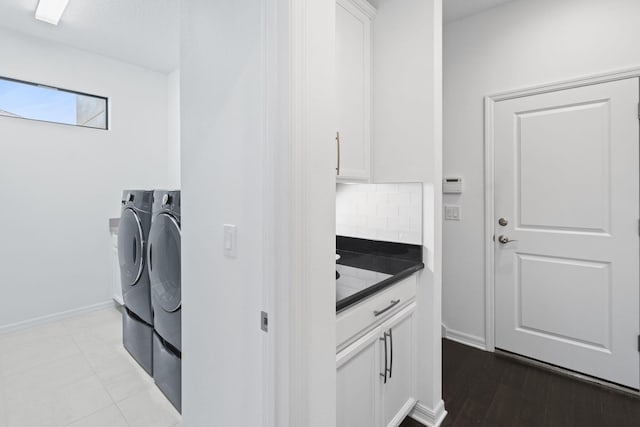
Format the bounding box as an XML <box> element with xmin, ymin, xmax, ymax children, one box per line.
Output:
<box><xmin>335</xmin><ymin>0</ymin><xmax>375</xmax><ymax>181</ymax></box>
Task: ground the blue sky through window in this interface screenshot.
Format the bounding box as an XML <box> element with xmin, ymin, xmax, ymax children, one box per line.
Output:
<box><xmin>0</xmin><ymin>79</ymin><xmax>76</xmax><ymax>125</ymax></box>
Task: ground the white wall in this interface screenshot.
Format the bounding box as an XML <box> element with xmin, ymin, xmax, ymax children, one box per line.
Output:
<box><xmin>180</xmin><ymin>1</ymin><xmax>265</xmax><ymax>425</ymax></box>
<box><xmin>371</xmin><ymin>0</ymin><xmax>434</xmax><ymax>183</ymax></box>
<box><xmin>181</xmin><ymin>0</ymin><xmax>341</xmax><ymax>424</ymax></box>
<box><xmin>419</xmin><ymin>0</ymin><xmax>444</xmax><ymax>420</ymax></box>
<box><xmin>443</xmin><ymin>0</ymin><xmax>640</xmax><ymax>346</ymax></box>
<box><xmin>0</xmin><ymin>28</ymin><xmax>171</xmax><ymax>329</ymax></box>
<box><xmin>370</xmin><ymin>0</ymin><xmax>444</xmax><ymax>421</ymax></box>
<box><xmin>336</xmin><ymin>183</ymin><xmax>423</xmax><ymax>244</ymax></box>
<box><xmin>167</xmin><ymin>69</ymin><xmax>181</xmax><ymax>188</ymax></box>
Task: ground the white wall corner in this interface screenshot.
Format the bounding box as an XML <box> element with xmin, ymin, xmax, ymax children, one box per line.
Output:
<box><xmin>0</xmin><ymin>300</ymin><xmax>116</xmax><ymax>335</ymax></box>
<box><xmin>167</xmin><ymin>68</ymin><xmax>181</xmax><ymax>188</ymax></box>
<box><xmin>410</xmin><ymin>400</ymin><xmax>447</xmax><ymax>427</ymax></box>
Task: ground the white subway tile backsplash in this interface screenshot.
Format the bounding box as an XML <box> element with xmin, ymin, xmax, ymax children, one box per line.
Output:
<box><xmin>336</xmin><ymin>183</ymin><xmax>423</xmax><ymax>245</ymax></box>
<box><xmin>411</xmin><ymin>192</ymin><xmax>423</xmax><ymax>204</ymax></box>
<box><xmin>377</xmin><ymin>203</ymin><xmax>399</xmax><ymax>217</ymax></box>
<box><xmin>367</xmin><ymin>215</ymin><xmax>388</xmax><ymax>229</ymax></box>
<box><xmin>356</xmin><ymin>202</ymin><xmax>376</xmax><ymax>215</ymax></box>
<box><xmin>388</xmin><ymin>216</ymin><xmax>411</xmax><ymax>230</ymax></box>
<box><xmin>388</xmin><ymin>193</ymin><xmax>412</xmax><ymax>205</ymax></box>
<box><xmin>368</xmin><ymin>192</ymin><xmax>389</xmax><ymax>204</ymax></box>
<box><xmin>376</xmin><ymin>184</ymin><xmax>398</xmax><ymax>193</ymax></box>
<box><xmin>336</xmin><ymin>224</ymin><xmax>349</xmax><ymax>235</ymax></box>
<box><xmin>377</xmin><ymin>230</ymin><xmax>400</xmax><ymax>242</ymax></box>
<box><xmin>409</xmin><ymin>216</ymin><xmax>422</xmax><ymax>232</ymax></box>
<box><xmin>398</xmin><ymin>231</ymin><xmax>422</xmax><ymax>244</ymax></box>
<box><xmin>399</xmin><ymin>183</ymin><xmax>420</xmax><ymax>193</ymax></box>
<box><xmin>352</xmin><ymin>192</ymin><xmax>368</xmax><ymax>204</ymax></box>
<box><xmin>352</xmin><ymin>227</ymin><xmax>370</xmax><ymax>239</ymax></box>
<box><xmin>398</xmin><ymin>204</ymin><xmax>418</xmax><ymax>217</ymax></box>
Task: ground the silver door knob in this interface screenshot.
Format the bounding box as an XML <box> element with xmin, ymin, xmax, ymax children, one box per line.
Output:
<box><xmin>498</xmin><ymin>218</ymin><xmax>508</xmax><ymax>226</ymax></box>
<box><xmin>498</xmin><ymin>235</ymin><xmax>517</xmax><ymax>244</ymax></box>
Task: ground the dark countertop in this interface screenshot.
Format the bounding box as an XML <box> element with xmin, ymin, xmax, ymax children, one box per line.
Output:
<box><xmin>336</xmin><ymin>236</ymin><xmax>424</xmax><ymax>312</ymax></box>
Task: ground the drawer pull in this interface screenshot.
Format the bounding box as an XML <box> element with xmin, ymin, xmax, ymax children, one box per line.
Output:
<box><xmin>373</xmin><ymin>299</ymin><xmax>400</xmax><ymax>317</ymax></box>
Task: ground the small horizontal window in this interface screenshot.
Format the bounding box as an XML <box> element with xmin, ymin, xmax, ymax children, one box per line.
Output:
<box><xmin>0</xmin><ymin>77</ymin><xmax>108</xmax><ymax>130</ymax></box>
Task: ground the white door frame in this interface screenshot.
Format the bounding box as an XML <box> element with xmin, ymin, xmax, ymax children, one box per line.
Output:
<box><xmin>484</xmin><ymin>65</ymin><xmax>640</xmax><ymax>352</ymax></box>
<box><xmin>267</xmin><ymin>0</ymin><xmax>337</xmax><ymax>426</ymax></box>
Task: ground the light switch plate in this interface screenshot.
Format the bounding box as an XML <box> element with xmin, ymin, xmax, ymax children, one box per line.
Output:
<box><xmin>223</xmin><ymin>224</ymin><xmax>237</xmax><ymax>257</ymax></box>
<box><xmin>444</xmin><ymin>205</ymin><xmax>461</xmax><ymax>221</ymax></box>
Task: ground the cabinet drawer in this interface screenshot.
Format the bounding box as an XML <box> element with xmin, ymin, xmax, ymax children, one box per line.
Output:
<box><xmin>337</xmin><ymin>274</ymin><xmax>416</xmax><ymax>349</ymax></box>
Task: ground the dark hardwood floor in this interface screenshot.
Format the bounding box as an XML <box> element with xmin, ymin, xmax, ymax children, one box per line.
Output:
<box><xmin>400</xmin><ymin>339</ymin><xmax>640</xmax><ymax>427</ymax></box>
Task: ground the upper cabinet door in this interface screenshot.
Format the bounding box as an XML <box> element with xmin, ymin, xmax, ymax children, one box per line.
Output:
<box><xmin>335</xmin><ymin>0</ymin><xmax>375</xmax><ymax>181</ymax></box>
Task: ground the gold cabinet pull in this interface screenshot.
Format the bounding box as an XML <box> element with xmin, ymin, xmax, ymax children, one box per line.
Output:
<box><xmin>336</xmin><ymin>131</ymin><xmax>341</xmax><ymax>175</ymax></box>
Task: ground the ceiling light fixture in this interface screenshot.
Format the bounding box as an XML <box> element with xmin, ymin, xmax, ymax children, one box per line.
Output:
<box><xmin>35</xmin><ymin>0</ymin><xmax>70</xmax><ymax>26</ymax></box>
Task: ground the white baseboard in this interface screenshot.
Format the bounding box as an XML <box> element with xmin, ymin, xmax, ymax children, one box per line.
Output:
<box><xmin>442</xmin><ymin>324</ymin><xmax>487</xmax><ymax>351</ymax></box>
<box><xmin>410</xmin><ymin>400</ymin><xmax>447</xmax><ymax>427</ymax></box>
<box><xmin>389</xmin><ymin>398</ymin><xmax>417</xmax><ymax>427</ymax></box>
<box><xmin>0</xmin><ymin>300</ymin><xmax>116</xmax><ymax>335</ymax></box>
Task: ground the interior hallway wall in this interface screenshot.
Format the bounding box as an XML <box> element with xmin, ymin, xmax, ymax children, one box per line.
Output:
<box><xmin>443</xmin><ymin>0</ymin><xmax>640</xmax><ymax>347</ymax></box>
<box><xmin>0</xmin><ymin>28</ymin><xmax>171</xmax><ymax>329</ymax></box>
<box><xmin>372</xmin><ymin>0</ymin><xmax>444</xmax><ymax>419</ymax></box>
<box><xmin>180</xmin><ymin>0</ymin><xmax>265</xmax><ymax>424</ymax></box>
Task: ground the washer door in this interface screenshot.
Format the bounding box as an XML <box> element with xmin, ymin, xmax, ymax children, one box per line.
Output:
<box><xmin>118</xmin><ymin>208</ymin><xmax>145</xmax><ymax>287</ymax></box>
<box><xmin>148</xmin><ymin>213</ymin><xmax>181</xmax><ymax>312</ymax></box>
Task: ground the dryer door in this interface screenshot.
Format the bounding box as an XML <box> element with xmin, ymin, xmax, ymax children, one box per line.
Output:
<box><xmin>148</xmin><ymin>213</ymin><xmax>181</xmax><ymax>312</ymax></box>
<box><xmin>118</xmin><ymin>208</ymin><xmax>145</xmax><ymax>287</ymax></box>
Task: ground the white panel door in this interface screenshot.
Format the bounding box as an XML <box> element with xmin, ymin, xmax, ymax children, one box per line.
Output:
<box><xmin>336</xmin><ymin>0</ymin><xmax>372</xmax><ymax>180</ymax></box>
<box><xmin>494</xmin><ymin>78</ymin><xmax>640</xmax><ymax>389</ymax></box>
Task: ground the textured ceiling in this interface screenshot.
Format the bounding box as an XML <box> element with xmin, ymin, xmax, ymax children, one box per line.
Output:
<box><xmin>0</xmin><ymin>0</ymin><xmax>179</xmax><ymax>73</ymax></box>
<box><xmin>444</xmin><ymin>0</ymin><xmax>516</xmax><ymax>23</ymax></box>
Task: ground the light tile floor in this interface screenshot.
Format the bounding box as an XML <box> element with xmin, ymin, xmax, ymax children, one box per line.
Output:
<box><xmin>0</xmin><ymin>306</ymin><xmax>181</xmax><ymax>427</ymax></box>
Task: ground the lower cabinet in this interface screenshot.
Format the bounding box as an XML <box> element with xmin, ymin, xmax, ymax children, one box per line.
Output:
<box><xmin>337</xmin><ymin>302</ymin><xmax>416</xmax><ymax>427</ymax></box>
<box><xmin>337</xmin><ymin>331</ymin><xmax>380</xmax><ymax>427</ymax></box>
